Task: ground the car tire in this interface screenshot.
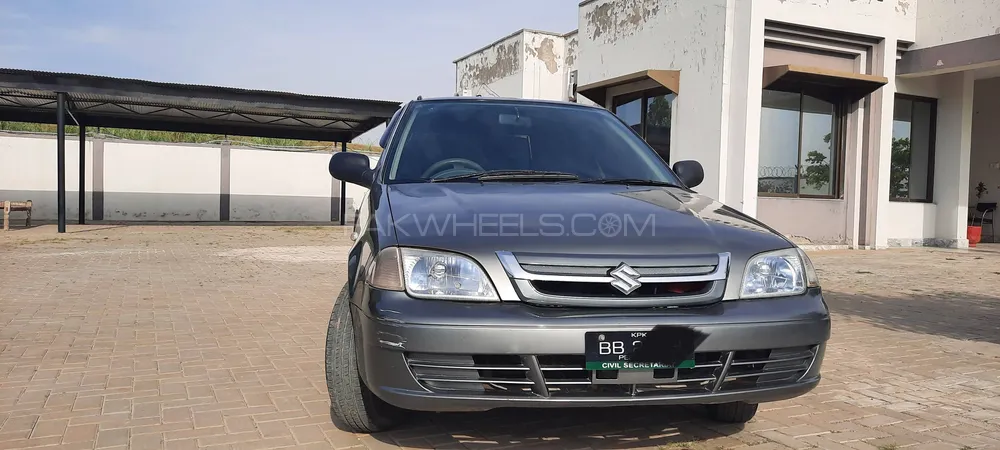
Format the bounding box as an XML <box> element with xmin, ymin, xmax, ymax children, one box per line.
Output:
<box><xmin>325</xmin><ymin>282</ymin><xmax>407</xmax><ymax>433</ymax></box>
<box><xmin>705</xmin><ymin>401</ymin><xmax>758</xmax><ymax>423</ymax></box>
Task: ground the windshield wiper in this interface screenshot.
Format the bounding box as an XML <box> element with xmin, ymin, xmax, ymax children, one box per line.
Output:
<box><xmin>578</xmin><ymin>178</ymin><xmax>684</xmax><ymax>188</ymax></box>
<box><xmin>430</xmin><ymin>170</ymin><xmax>580</xmax><ymax>183</ymax></box>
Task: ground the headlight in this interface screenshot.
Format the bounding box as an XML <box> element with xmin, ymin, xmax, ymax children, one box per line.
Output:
<box><xmin>399</xmin><ymin>248</ymin><xmax>498</xmax><ymax>301</ymax></box>
<box><xmin>740</xmin><ymin>248</ymin><xmax>818</xmax><ymax>299</ymax></box>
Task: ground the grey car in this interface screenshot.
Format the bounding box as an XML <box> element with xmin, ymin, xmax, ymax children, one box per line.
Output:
<box><xmin>325</xmin><ymin>96</ymin><xmax>830</xmax><ymax>433</ymax></box>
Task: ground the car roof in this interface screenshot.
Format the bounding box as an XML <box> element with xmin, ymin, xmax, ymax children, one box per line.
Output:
<box><xmin>408</xmin><ymin>96</ymin><xmax>606</xmax><ymax>111</ymax></box>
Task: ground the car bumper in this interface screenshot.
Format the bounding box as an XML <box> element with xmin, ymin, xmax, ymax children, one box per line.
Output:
<box><xmin>353</xmin><ymin>287</ymin><xmax>830</xmax><ymax>412</ymax></box>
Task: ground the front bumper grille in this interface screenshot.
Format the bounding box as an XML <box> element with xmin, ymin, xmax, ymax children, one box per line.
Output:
<box><xmin>496</xmin><ymin>251</ymin><xmax>731</xmax><ymax>307</ymax></box>
<box><xmin>405</xmin><ymin>345</ymin><xmax>817</xmax><ymax>398</ymax></box>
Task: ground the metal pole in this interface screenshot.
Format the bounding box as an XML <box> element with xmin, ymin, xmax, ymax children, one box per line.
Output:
<box><xmin>57</xmin><ymin>92</ymin><xmax>67</xmax><ymax>233</ymax></box>
<box><xmin>339</xmin><ymin>141</ymin><xmax>347</xmax><ymax>226</ymax></box>
<box><xmin>79</xmin><ymin>124</ymin><xmax>86</xmax><ymax>224</ymax></box>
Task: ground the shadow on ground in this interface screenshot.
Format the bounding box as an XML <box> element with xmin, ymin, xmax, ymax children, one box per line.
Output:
<box><xmin>824</xmin><ymin>288</ymin><xmax>1000</xmax><ymax>345</ymax></box>
<box><xmin>371</xmin><ymin>405</ymin><xmax>746</xmax><ymax>449</ymax></box>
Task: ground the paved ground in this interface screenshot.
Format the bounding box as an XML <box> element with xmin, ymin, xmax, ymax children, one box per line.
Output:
<box><xmin>2</xmin><ymin>224</ymin><xmax>1000</xmax><ymax>450</ymax></box>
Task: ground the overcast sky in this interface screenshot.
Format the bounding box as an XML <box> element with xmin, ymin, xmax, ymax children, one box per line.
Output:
<box><xmin>0</xmin><ymin>0</ymin><xmax>579</xmax><ymax>143</ymax></box>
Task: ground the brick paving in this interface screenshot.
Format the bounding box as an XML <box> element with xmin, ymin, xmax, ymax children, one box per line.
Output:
<box><xmin>2</xmin><ymin>224</ymin><xmax>1000</xmax><ymax>449</ymax></box>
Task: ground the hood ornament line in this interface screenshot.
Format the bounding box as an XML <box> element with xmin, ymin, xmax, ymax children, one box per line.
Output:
<box><xmin>608</xmin><ymin>262</ymin><xmax>642</xmax><ymax>295</ymax></box>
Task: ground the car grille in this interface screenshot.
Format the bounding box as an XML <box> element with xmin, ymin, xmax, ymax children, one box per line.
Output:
<box><xmin>405</xmin><ymin>345</ymin><xmax>817</xmax><ymax>398</ymax></box>
<box><xmin>530</xmin><ymin>280</ymin><xmax>713</xmax><ymax>298</ymax></box>
<box><xmin>496</xmin><ymin>251</ymin><xmax>731</xmax><ymax>307</ymax></box>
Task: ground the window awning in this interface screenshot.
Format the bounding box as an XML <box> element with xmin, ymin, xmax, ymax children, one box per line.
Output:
<box><xmin>577</xmin><ymin>69</ymin><xmax>680</xmax><ymax>107</ymax></box>
<box><xmin>762</xmin><ymin>64</ymin><xmax>888</xmax><ymax>103</ymax></box>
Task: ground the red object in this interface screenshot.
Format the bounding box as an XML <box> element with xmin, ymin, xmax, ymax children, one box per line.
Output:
<box><xmin>968</xmin><ymin>225</ymin><xmax>982</xmax><ymax>247</ymax></box>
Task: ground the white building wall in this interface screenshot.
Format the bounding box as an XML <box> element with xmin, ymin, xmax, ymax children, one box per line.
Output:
<box><xmin>577</xmin><ymin>0</ymin><xmax>732</xmax><ymax>201</ymax></box>
<box><xmin>933</xmin><ymin>71</ymin><xmax>977</xmax><ymax>245</ymax></box>
<box><xmin>754</xmin><ymin>0</ymin><xmax>916</xmax><ymax>42</ymax></box>
<box><xmin>455</xmin><ymin>32</ymin><xmax>525</xmax><ymax>98</ymax></box>
<box><xmin>884</xmin><ymin>201</ymin><xmax>939</xmax><ymax>243</ymax></box>
<box><xmin>229</xmin><ymin>149</ymin><xmax>333</xmax><ymax>222</ymax></box>
<box><xmin>523</xmin><ymin>31</ymin><xmax>568</xmax><ymax>101</ymax></box>
<box><xmin>563</xmin><ymin>30</ymin><xmax>599</xmax><ymax>106</ymax></box>
<box><xmin>0</xmin><ymin>133</ymin><xmax>375</xmax><ymax>225</ymax></box>
<box><xmin>914</xmin><ymin>0</ymin><xmax>1000</xmax><ymax>48</ymax></box>
<box><xmin>0</xmin><ymin>136</ymin><xmax>93</xmax><ymax>221</ymax></box>
<box><xmin>103</xmin><ymin>142</ymin><xmax>221</xmax><ymax>221</ymax></box>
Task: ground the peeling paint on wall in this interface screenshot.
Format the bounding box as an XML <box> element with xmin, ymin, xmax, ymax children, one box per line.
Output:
<box><xmin>565</xmin><ymin>35</ymin><xmax>579</xmax><ymax>68</ymax></box>
<box><xmin>457</xmin><ymin>39</ymin><xmax>521</xmax><ymax>91</ymax></box>
<box><xmin>585</xmin><ymin>0</ymin><xmax>664</xmax><ymax>44</ymax></box>
<box><xmin>777</xmin><ymin>0</ymin><xmax>881</xmax><ymax>6</ymax></box>
<box><xmin>896</xmin><ymin>0</ymin><xmax>910</xmax><ymax>15</ymax></box>
<box><xmin>914</xmin><ymin>0</ymin><xmax>998</xmax><ymax>48</ymax></box>
<box><xmin>525</xmin><ymin>37</ymin><xmax>560</xmax><ymax>74</ymax></box>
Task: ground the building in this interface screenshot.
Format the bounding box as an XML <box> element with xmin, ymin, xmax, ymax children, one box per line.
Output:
<box><xmin>452</xmin><ymin>0</ymin><xmax>1000</xmax><ymax>249</ymax></box>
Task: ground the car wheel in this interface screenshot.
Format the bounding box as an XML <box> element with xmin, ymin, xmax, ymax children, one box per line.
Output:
<box><xmin>705</xmin><ymin>401</ymin><xmax>758</xmax><ymax>423</ymax></box>
<box><xmin>325</xmin><ymin>281</ymin><xmax>407</xmax><ymax>433</ymax></box>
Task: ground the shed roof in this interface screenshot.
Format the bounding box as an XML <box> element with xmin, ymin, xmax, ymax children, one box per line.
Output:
<box><xmin>0</xmin><ymin>68</ymin><xmax>400</xmax><ymax>142</ymax></box>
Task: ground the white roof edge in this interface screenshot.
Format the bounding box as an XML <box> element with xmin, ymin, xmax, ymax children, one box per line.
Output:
<box><xmin>453</xmin><ymin>29</ymin><xmax>526</xmax><ymax>64</ymax></box>
<box><xmin>453</xmin><ymin>28</ymin><xmax>574</xmax><ymax>64</ymax></box>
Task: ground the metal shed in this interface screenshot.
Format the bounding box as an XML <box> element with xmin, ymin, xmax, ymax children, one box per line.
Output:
<box><xmin>0</xmin><ymin>68</ymin><xmax>400</xmax><ymax>231</ymax></box>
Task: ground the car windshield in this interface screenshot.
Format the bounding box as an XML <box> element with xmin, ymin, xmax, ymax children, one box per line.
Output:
<box><xmin>383</xmin><ymin>100</ymin><xmax>683</xmax><ymax>185</ymax></box>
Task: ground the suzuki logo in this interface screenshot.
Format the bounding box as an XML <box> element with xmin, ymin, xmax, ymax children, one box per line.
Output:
<box><xmin>608</xmin><ymin>262</ymin><xmax>642</xmax><ymax>295</ymax></box>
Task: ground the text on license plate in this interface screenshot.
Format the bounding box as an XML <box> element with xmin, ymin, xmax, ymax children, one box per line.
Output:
<box><xmin>584</xmin><ymin>329</ymin><xmax>703</xmax><ymax>371</ymax></box>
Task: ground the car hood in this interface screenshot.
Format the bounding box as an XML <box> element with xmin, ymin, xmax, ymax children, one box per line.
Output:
<box><xmin>385</xmin><ymin>183</ymin><xmax>792</xmax><ymax>257</ymax></box>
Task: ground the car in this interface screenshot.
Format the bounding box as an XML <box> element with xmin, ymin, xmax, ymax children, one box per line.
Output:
<box><xmin>324</xmin><ymin>96</ymin><xmax>831</xmax><ymax>433</ymax></box>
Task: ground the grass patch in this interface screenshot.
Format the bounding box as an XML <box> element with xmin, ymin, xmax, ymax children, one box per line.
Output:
<box><xmin>0</xmin><ymin>121</ymin><xmax>383</xmax><ymax>152</ymax></box>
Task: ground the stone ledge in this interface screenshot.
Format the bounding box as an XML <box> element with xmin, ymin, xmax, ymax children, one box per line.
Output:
<box><xmin>886</xmin><ymin>238</ymin><xmax>969</xmax><ymax>249</ymax></box>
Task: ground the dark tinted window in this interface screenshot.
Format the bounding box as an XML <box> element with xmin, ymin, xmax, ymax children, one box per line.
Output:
<box><xmin>612</xmin><ymin>94</ymin><xmax>642</xmax><ymax>135</ymax></box>
<box><xmin>384</xmin><ymin>101</ymin><xmax>681</xmax><ymax>184</ymax></box>
<box><xmin>890</xmin><ymin>95</ymin><xmax>936</xmax><ymax>202</ymax></box>
<box><xmin>611</xmin><ymin>89</ymin><xmax>675</xmax><ymax>163</ymax></box>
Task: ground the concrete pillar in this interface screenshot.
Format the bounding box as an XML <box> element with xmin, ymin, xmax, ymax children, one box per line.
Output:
<box><xmin>933</xmin><ymin>71</ymin><xmax>976</xmax><ymax>247</ymax></box>
<box><xmin>724</xmin><ymin>0</ymin><xmax>764</xmax><ymax>217</ymax></box>
<box><xmin>867</xmin><ymin>38</ymin><xmax>898</xmax><ymax>249</ymax></box>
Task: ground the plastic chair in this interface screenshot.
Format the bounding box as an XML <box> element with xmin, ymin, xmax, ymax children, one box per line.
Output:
<box><xmin>971</xmin><ymin>202</ymin><xmax>996</xmax><ymax>243</ymax></box>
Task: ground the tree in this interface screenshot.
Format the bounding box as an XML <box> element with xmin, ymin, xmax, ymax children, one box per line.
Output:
<box><xmin>803</xmin><ymin>151</ymin><xmax>830</xmax><ymax>190</ymax></box>
<box><xmin>802</xmin><ymin>132</ymin><xmax>832</xmax><ymax>191</ymax></box>
<box><xmin>647</xmin><ymin>95</ymin><xmax>672</xmax><ymax>127</ymax></box>
<box><xmin>889</xmin><ymin>137</ymin><xmax>911</xmax><ymax>199</ymax></box>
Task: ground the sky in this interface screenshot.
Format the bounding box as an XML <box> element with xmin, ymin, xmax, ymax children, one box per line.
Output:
<box><xmin>0</xmin><ymin>0</ymin><xmax>580</xmax><ymax>144</ymax></box>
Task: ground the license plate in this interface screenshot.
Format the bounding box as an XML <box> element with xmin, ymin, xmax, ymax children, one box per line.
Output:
<box><xmin>584</xmin><ymin>326</ymin><xmax>707</xmax><ymax>371</ymax></box>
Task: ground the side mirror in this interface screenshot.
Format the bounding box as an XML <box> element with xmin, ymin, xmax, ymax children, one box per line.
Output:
<box><xmin>672</xmin><ymin>160</ymin><xmax>704</xmax><ymax>188</ymax></box>
<box><xmin>329</xmin><ymin>152</ymin><xmax>374</xmax><ymax>188</ymax></box>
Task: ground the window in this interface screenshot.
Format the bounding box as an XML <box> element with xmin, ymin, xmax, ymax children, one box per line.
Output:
<box><xmin>890</xmin><ymin>95</ymin><xmax>936</xmax><ymax>202</ymax></box>
<box><xmin>757</xmin><ymin>88</ymin><xmax>844</xmax><ymax>198</ymax></box>
<box><xmin>611</xmin><ymin>88</ymin><xmax>676</xmax><ymax>163</ymax></box>
<box><xmin>384</xmin><ymin>100</ymin><xmax>682</xmax><ymax>186</ymax></box>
